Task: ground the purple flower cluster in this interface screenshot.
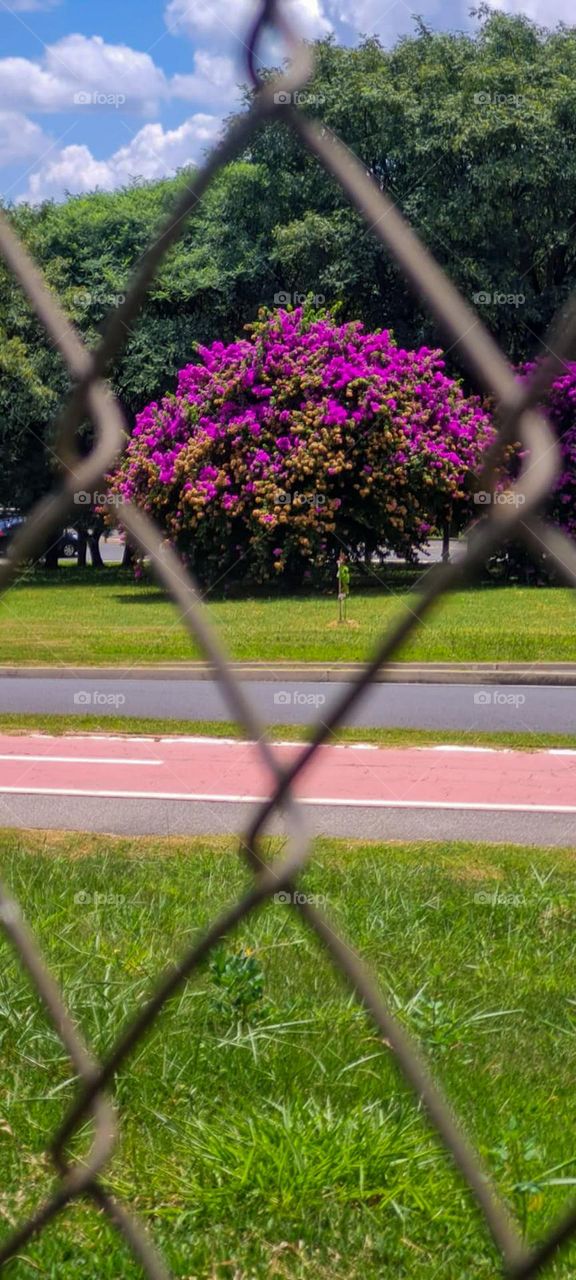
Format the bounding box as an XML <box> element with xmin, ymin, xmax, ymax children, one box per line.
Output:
<box><xmin>517</xmin><ymin>360</ymin><xmax>576</xmax><ymax>540</ymax></box>
<box><xmin>109</xmin><ymin>308</ymin><xmax>495</xmax><ymax>582</ymax></box>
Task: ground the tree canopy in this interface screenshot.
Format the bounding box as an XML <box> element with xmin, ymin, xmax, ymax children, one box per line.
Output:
<box><xmin>245</xmin><ymin>9</ymin><xmax>576</xmax><ymax>363</ymax></box>
<box><xmin>2</xmin><ymin>8</ymin><xmax>576</xmax><ymax>522</ymax></box>
<box><xmin>107</xmin><ymin>306</ymin><xmax>494</xmax><ymax>585</ymax></box>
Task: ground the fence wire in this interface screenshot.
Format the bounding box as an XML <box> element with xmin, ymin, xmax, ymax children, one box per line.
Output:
<box><xmin>0</xmin><ymin>1</ymin><xmax>576</xmax><ymax>1275</ymax></box>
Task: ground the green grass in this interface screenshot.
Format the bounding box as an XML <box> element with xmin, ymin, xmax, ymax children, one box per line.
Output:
<box><xmin>0</xmin><ymin>712</ymin><xmax>576</xmax><ymax>752</ymax></box>
<box><xmin>1</xmin><ymin>569</ymin><xmax>575</xmax><ymax>664</ymax></box>
<box><xmin>2</xmin><ymin>831</ymin><xmax>576</xmax><ymax>1277</ymax></box>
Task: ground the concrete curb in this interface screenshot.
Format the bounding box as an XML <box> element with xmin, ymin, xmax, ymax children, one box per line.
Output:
<box><xmin>1</xmin><ymin>663</ymin><xmax>576</xmax><ymax>686</ymax></box>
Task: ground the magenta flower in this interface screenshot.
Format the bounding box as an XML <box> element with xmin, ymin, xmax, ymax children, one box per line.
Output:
<box><xmin>108</xmin><ymin>306</ymin><xmax>495</xmax><ymax>585</ymax></box>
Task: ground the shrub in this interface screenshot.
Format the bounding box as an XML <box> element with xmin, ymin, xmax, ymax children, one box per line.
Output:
<box><xmin>521</xmin><ymin>360</ymin><xmax>576</xmax><ymax>542</ymax></box>
<box><xmin>109</xmin><ymin>306</ymin><xmax>494</xmax><ymax>585</ymax></box>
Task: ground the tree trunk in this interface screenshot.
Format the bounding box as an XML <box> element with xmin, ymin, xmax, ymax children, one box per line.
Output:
<box><xmin>88</xmin><ymin>531</ymin><xmax>104</xmax><ymax>568</ymax></box>
<box><xmin>44</xmin><ymin>540</ymin><xmax>59</xmax><ymax>572</ymax></box>
<box><xmin>363</xmin><ymin>535</ymin><xmax>377</xmax><ymax>570</ymax></box>
<box><xmin>76</xmin><ymin>529</ymin><xmax>88</xmax><ymax>569</ymax></box>
<box><xmin>441</xmin><ymin>516</ymin><xmax>451</xmax><ymax>564</ymax></box>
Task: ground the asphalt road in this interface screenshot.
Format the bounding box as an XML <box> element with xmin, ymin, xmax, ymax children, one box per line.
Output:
<box><xmin>0</xmin><ymin>674</ymin><xmax>575</xmax><ymax>733</ymax></box>
<box><xmin>97</xmin><ymin>534</ymin><xmax>462</xmax><ymax>567</ymax></box>
<box><xmin>100</xmin><ymin>535</ymin><xmax>124</xmax><ymax>564</ymax></box>
<box><xmin>4</xmin><ymin>793</ymin><xmax>571</xmax><ymax>844</ymax></box>
<box><xmin>0</xmin><ymin>531</ymin><xmax>458</xmax><ymax>569</ymax></box>
<box><xmin>0</xmin><ymin>734</ymin><xmax>574</xmax><ymax>846</ymax></box>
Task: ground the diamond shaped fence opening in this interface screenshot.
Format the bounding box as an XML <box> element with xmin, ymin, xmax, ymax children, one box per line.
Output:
<box><xmin>1</xmin><ymin>3</ymin><xmax>576</xmax><ymax>1276</ymax></box>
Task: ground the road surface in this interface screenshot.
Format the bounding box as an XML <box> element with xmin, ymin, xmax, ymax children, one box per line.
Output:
<box><xmin>0</xmin><ymin>733</ymin><xmax>574</xmax><ymax>845</ymax></box>
<box><xmin>1</xmin><ymin>674</ymin><xmax>575</xmax><ymax>733</ymax></box>
<box><xmin>96</xmin><ymin>534</ymin><xmax>463</xmax><ymax>567</ymax></box>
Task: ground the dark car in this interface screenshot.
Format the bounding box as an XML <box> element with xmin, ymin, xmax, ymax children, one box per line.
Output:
<box><xmin>0</xmin><ymin>514</ymin><xmax>79</xmax><ymax>561</ymax></box>
<box><xmin>54</xmin><ymin>530</ymin><xmax>80</xmax><ymax>560</ymax></box>
<box><xmin>0</xmin><ymin>514</ymin><xmax>24</xmax><ymax>555</ymax></box>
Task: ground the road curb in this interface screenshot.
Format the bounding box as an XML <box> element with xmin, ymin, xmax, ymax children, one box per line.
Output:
<box><xmin>1</xmin><ymin>663</ymin><xmax>576</xmax><ymax>686</ymax></box>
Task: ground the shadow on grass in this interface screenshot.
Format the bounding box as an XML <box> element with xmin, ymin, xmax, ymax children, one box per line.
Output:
<box><xmin>10</xmin><ymin>564</ymin><xmax>567</xmax><ymax>601</ymax></box>
<box><xmin>112</xmin><ymin>591</ymin><xmax>170</xmax><ymax>605</ymax></box>
<box><xmin>14</xmin><ymin>567</ymin><xmax>134</xmax><ymax>589</ymax></box>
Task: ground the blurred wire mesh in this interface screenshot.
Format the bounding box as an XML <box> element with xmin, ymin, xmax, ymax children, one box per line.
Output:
<box><xmin>1</xmin><ymin>1</ymin><xmax>576</xmax><ymax>1275</ymax></box>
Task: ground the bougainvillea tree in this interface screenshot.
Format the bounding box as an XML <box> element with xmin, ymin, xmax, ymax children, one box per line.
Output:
<box><xmin>518</xmin><ymin>360</ymin><xmax>576</xmax><ymax>542</ymax></box>
<box><xmin>108</xmin><ymin>307</ymin><xmax>494</xmax><ymax>585</ymax></box>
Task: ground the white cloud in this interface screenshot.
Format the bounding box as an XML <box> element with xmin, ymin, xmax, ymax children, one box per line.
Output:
<box><xmin>0</xmin><ymin>111</ymin><xmax>50</xmax><ymax>167</ymax></box>
<box><xmin>0</xmin><ymin>34</ymin><xmax>168</xmax><ymax>115</ymax></box>
<box><xmin>331</xmin><ymin>0</ymin><xmax>576</xmax><ymax>37</ymax></box>
<box><xmin>20</xmin><ymin>145</ymin><xmax>112</xmax><ymax>201</ymax></box>
<box><xmin>170</xmin><ymin>51</ymin><xmax>240</xmax><ymax>106</ymax></box>
<box><xmin>0</xmin><ymin>32</ymin><xmax>249</xmax><ymax>120</ymax></box>
<box><xmin>325</xmin><ymin>0</ymin><xmax>439</xmax><ymax>40</ymax></box>
<box><xmin>165</xmin><ymin>0</ymin><xmax>332</xmax><ymax>42</ymax></box>
<box><xmin>483</xmin><ymin>0</ymin><xmax>576</xmax><ymax>19</ymax></box>
<box><xmin>7</xmin><ymin>0</ymin><xmax>61</xmax><ymax>9</ymax></box>
<box><xmin>109</xmin><ymin>115</ymin><xmax>223</xmax><ymax>183</ymax></box>
<box><xmin>17</xmin><ymin>113</ymin><xmax>223</xmax><ymax>203</ymax></box>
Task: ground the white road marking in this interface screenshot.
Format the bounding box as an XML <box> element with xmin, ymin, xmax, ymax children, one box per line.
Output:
<box><xmin>0</xmin><ymin>755</ymin><xmax>161</xmax><ymax>766</ymax></box>
<box><xmin>430</xmin><ymin>745</ymin><xmax>507</xmax><ymax>753</ymax></box>
<box><xmin>0</xmin><ymin>785</ymin><xmax>574</xmax><ymax>814</ymax></box>
<box><xmin>2</xmin><ymin>733</ymin><xmax>572</xmax><ymax>756</ymax></box>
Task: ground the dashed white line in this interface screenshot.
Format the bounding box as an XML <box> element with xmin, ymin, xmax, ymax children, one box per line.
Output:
<box><xmin>0</xmin><ymin>755</ymin><xmax>161</xmax><ymax>766</ymax></box>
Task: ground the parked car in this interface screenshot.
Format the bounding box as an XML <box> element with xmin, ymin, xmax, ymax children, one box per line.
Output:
<box><xmin>0</xmin><ymin>513</ymin><xmax>24</xmax><ymax>554</ymax></box>
<box><xmin>0</xmin><ymin>514</ymin><xmax>79</xmax><ymax>560</ymax></box>
<box><xmin>54</xmin><ymin>530</ymin><xmax>80</xmax><ymax>560</ymax></box>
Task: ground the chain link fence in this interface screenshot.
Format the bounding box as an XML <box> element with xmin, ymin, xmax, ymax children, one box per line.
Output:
<box><xmin>1</xmin><ymin>1</ymin><xmax>576</xmax><ymax>1275</ymax></box>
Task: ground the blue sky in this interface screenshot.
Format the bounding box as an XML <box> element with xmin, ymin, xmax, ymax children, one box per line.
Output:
<box><xmin>0</xmin><ymin>0</ymin><xmax>570</xmax><ymax>204</ymax></box>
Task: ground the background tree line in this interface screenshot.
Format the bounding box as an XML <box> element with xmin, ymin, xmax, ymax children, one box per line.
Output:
<box><xmin>2</xmin><ymin>7</ymin><xmax>576</xmax><ymax>530</ymax></box>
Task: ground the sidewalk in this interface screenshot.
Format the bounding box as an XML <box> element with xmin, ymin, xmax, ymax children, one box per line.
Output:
<box><xmin>1</xmin><ymin>662</ymin><xmax>576</xmax><ymax>685</ymax></box>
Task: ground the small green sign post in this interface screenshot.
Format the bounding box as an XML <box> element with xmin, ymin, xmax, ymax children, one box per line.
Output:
<box><xmin>336</xmin><ymin>553</ymin><xmax>350</xmax><ymax>623</ymax></box>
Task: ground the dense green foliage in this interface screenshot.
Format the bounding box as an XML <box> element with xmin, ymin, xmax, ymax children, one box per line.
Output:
<box><xmin>2</xmin><ymin>9</ymin><xmax>576</xmax><ymax>521</ymax></box>
<box><xmin>248</xmin><ymin>10</ymin><xmax>576</xmax><ymax>359</ymax></box>
<box><xmin>0</xmin><ymin>166</ymin><xmax>279</xmax><ymax>508</ymax></box>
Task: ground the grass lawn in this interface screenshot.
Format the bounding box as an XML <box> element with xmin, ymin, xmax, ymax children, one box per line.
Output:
<box><xmin>1</xmin><ymin>712</ymin><xmax>576</xmax><ymax>752</ymax></box>
<box><xmin>2</xmin><ymin>831</ymin><xmax>576</xmax><ymax>1277</ymax></box>
<box><xmin>0</xmin><ymin>569</ymin><xmax>575</xmax><ymax>664</ymax></box>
